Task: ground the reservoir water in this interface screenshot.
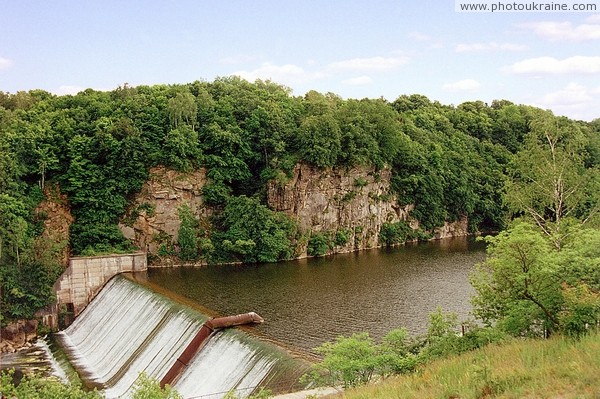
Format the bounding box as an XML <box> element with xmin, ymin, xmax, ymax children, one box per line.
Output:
<box><xmin>146</xmin><ymin>237</ymin><xmax>486</xmax><ymax>354</ymax></box>
<box><xmin>2</xmin><ymin>236</ymin><xmax>485</xmax><ymax>398</ymax></box>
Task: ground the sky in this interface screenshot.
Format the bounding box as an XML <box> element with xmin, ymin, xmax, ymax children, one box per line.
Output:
<box><xmin>1</xmin><ymin>0</ymin><xmax>600</xmax><ymax>121</ymax></box>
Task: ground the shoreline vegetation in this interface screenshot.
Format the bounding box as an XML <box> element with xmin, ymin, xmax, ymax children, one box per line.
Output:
<box><xmin>326</xmin><ymin>329</ymin><xmax>600</xmax><ymax>399</ymax></box>
<box><xmin>1</xmin><ymin>78</ymin><xmax>599</xmax><ymax>397</ymax></box>
<box><xmin>2</xmin><ymin>78</ymin><xmax>598</xmax><ymax>322</ymax></box>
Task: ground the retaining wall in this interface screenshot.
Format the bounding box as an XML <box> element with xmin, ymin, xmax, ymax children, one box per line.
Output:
<box><xmin>54</xmin><ymin>252</ymin><xmax>147</xmax><ymax>317</ymax></box>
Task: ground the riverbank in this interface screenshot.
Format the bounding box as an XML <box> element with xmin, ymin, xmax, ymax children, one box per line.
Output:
<box><xmin>0</xmin><ymin>320</ymin><xmax>39</xmax><ymax>354</ymax></box>
<box><xmin>325</xmin><ymin>330</ymin><xmax>600</xmax><ymax>398</ymax></box>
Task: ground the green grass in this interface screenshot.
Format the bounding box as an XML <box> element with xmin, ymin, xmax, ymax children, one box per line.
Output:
<box><xmin>328</xmin><ymin>330</ymin><xmax>600</xmax><ymax>399</ymax></box>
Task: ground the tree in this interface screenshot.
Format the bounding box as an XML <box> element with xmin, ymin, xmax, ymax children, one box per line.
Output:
<box><xmin>506</xmin><ymin>111</ymin><xmax>600</xmax><ymax>249</ymax></box>
<box><xmin>167</xmin><ymin>91</ymin><xmax>197</xmax><ymax>129</ymax></box>
<box><xmin>309</xmin><ymin>333</ymin><xmax>379</xmax><ymax>388</ymax></box>
<box><xmin>297</xmin><ymin>114</ymin><xmax>341</xmax><ymax>168</ymax></box>
<box><xmin>471</xmin><ymin>222</ymin><xmax>600</xmax><ymax>338</ymax></box>
<box><xmin>471</xmin><ymin>222</ymin><xmax>561</xmax><ymax>337</ymax></box>
<box><xmin>213</xmin><ymin>196</ymin><xmax>296</xmax><ymax>263</ymax></box>
<box><xmin>177</xmin><ymin>205</ymin><xmax>198</xmax><ymax>261</ymax></box>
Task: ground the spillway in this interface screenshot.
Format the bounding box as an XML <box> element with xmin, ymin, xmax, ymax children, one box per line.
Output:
<box><xmin>55</xmin><ymin>275</ymin><xmax>305</xmax><ymax>398</ymax></box>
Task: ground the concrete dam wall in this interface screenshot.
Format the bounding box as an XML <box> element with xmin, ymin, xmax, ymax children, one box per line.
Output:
<box><xmin>54</xmin><ymin>252</ymin><xmax>147</xmax><ymax>317</ymax></box>
<box><xmin>55</xmin><ymin>275</ymin><xmax>306</xmax><ymax>398</ymax></box>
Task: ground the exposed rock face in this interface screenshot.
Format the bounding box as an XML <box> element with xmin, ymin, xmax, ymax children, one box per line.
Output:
<box><xmin>121</xmin><ymin>164</ymin><xmax>470</xmax><ymax>263</ymax></box>
<box><xmin>432</xmin><ymin>216</ymin><xmax>469</xmax><ymax>239</ymax></box>
<box><xmin>0</xmin><ymin>320</ymin><xmax>38</xmax><ymax>353</ymax></box>
<box><xmin>267</xmin><ymin>163</ymin><xmax>411</xmax><ymax>256</ymax></box>
<box><xmin>119</xmin><ymin>166</ymin><xmax>212</xmax><ymax>259</ymax></box>
<box><xmin>36</xmin><ymin>184</ymin><xmax>73</xmax><ymax>267</ymax></box>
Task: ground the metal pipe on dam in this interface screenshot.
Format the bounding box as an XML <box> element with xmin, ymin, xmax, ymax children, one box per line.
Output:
<box><xmin>54</xmin><ymin>275</ymin><xmax>304</xmax><ymax>399</ymax></box>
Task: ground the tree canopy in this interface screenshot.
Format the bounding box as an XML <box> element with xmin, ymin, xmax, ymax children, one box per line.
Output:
<box><xmin>1</xmin><ymin>78</ymin><xmax>598</xmax><ymax>322</ymax></box>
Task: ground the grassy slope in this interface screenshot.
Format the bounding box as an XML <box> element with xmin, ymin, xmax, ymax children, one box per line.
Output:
<box><xmin>330</xmin><ymin>331</ymin><xmax>600</xmax><ymax>399</ymax></box>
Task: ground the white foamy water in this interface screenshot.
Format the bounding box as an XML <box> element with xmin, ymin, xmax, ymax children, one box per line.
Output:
<box><xmin>55</xmin><ymin>275</ymin><xmax>290</xmax><ymax>398</ymax></box>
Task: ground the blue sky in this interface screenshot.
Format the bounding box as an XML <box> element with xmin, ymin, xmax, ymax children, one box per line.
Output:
<box><xmin>1</xmin><ymin>1</ymin><xmax>599</xmax><ymax>120</ymax></box>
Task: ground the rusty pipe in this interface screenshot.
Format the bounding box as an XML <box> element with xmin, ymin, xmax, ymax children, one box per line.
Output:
<box><xmin>159</xmin><ymin>312</ymin><xmax>263</xmax><ymax>388</ymax></box>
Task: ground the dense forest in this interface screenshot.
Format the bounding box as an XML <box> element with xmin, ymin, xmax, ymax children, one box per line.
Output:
<box><xmin>1</xmin><ymin>77</ymin><xmax>599</xmax><ymax>324</ymax></box>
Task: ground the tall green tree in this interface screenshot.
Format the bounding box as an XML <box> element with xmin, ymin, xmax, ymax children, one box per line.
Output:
<box><xmin>506</xmin><ymin>111</ymin><xmax>600</xmax><ymax>249</ymax></box>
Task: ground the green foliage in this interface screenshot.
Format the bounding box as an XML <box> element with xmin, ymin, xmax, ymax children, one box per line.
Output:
<box><xmin>472</xmin><ymin>222</ymin><xmax>600</xmax><ymax>338</ymax></box>
<box><xmin>333</xmin><ymin>228</ymin><xmax>351</xmax><ymax>247</ymax></box>
<box><xmin>212</xmin><ymin>196</ymin><xmax>296</xmax><ymax>263</ymax></box>
<box><xmin>2</xmin><ymin>80</ymin><xmax>598</xmax><ymax>322</ymax></box>
<box><xmin>130</xmin><ymin>372</ymin><xmax>183</xmax><ymax>399</ymax></box>
<box><xmin>72</xmin><ymin>223</ymin><xmax>134</xmax><ymax>256</ymax></box>
<box><xmin>201</xmin><ymin>181</ymin><xmax>231</xmax><ymax>206</ymax></box>
<box><xmin>310</xmin><ymin>333</ymin><xmax>379</xmax><ymax>388</ymax></box>
<box><xmin>353</xmin><ymin>177</ymin><xmax>368</xmax><ymax>188</ymax></box>
<box><xmin>302</xmin><ymin>308</ymin><xmax>505</xmax><ymax>389</ymax></box>
<box><xmin>559</xmin><ymin>283</ymin><xmax>600</xmax><ymax>338</ymax></box>
<box><xmin>307</xmin><ymin>232</ymin><xmax>331</xmax><ymax>257</ymax></box>
<box><xmin>471</xmin><ymin>222</ymin><xmax>561</xmax><ymax>336</ymax></box>
<box><xmin>297</xmin><ymin>114</ymin><xmax>341</xmax><ymax>168</ymax></box>
<box><xmin>506</xmin><ymin>111</ymin><xmax>600</xmax><ymax>249</ymax></box>
<box><xmin>177</xmin><ymin>205</ymin><xmax>199</xmax><ymax>261</ymax></box>
<box><xmin>0</xmin><ymin>370</ymin><xmax>102</xmax><ymax>399</ymax></box>
<box><xmin>379</xmin><ymin>221</ymin><xmax>413</xmax><ymax>246</ymax></box>
<box><xmin>163</xmin><ymin>126</ymin><xmax>201</xmax><ymax>171</ymax></box>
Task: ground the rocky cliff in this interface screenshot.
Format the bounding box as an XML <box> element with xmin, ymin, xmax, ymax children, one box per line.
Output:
<box><xmin>267</xmin><ymin>163</ymin><xmax>468</xmax><ymax>257</ymax></box>
<box><xmin>0</xmin><ymin>320</ymin><xmax>38</xmax><ymax>353</ymax></box>
<box><xmin>121</xmin><ymin>164</ymin><xmax>469</xmax><ymax>263</ymax></box>
<box><xmin>35</xmin><ymin>184</ymin><xmax>73</xmax><ymax>267</ymax></box>
<box><xmin>267</xmin><ymin>164</ymin><xmax>409</xmax><ymax>256</ymax></box>
<box><xmin>119</xmin><ymin>166</ymin><xmax>213</xmax><ymax>264</ymax></box>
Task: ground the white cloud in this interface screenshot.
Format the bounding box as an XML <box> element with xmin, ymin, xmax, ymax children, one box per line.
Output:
<box><xmin>55</xmin><ymin>85</ymin><xmax>87</xmax><ymax>95</ymax></box>
<box><xmin>442</xmin><ymin>79</ymin><xmax>482</xmax><ymax>91</ymax></box>
<box><xmin>231</xmin><ymin>62</ymin><xmax>324</xmax><ymax>84</ymax></box>
<box><xmin>342</xmin><ymin>76</ymin><xmax>373</xmax><ymax>86</ymax></box>
<box><xmin>534</xmin><ymin>82</ymin><xmax>600</xmax><ymax>121</ymax></box>
<box><xmin>0</xmin><ymin>56</ymin><xmax>14</xmax><ymax>70</ymax></box>
<box><xmin>586</xmin><ymin>14</ymin><xmax>600</xmax><ymax>23</ymax></box>
<box><xmin>455</xmin><ymin>42</ymin><xmax>527</xmax><ymax>53</ymax></box>
<box><xmin>540</xmin><ymin>82</ymin><xmax>593</xmax><ymax>105</ymax></box>
<box><xmin>326</xmin><ymin>56</ymin><xmax>409</xmax><ymax>72</ymax></box>
<box><xmin>507</xmin><ymin>56</ymin><xmax>600</xmax><ymax>74</ymax></box>
<box><xmin>231</xmin><ymin>54</ymin><xmax>408</xmax><ymax>88</ymax></box>
<box><xmin>520</xmin><ymin>21</ymin><xmax>600</xmax><ymax>41</ymax></box>
<box><xmin>52</xmin><ymin>85</ymin><xmax>111</xmax><ymax>95</ymax></box>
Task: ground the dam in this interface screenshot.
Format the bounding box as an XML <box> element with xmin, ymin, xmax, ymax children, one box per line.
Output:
<box><xmin>54</xmin><ymin>275</ymin><xmax>306</xmax><ymax>398</ymax></box>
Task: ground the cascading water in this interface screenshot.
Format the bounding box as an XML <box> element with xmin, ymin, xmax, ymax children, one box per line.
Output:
<box><xmin>55</xmin><ymin>275</ymin><xmax>305</xmax><ymax>399</ymax></box>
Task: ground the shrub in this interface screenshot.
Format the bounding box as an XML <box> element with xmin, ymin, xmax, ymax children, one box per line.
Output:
<box><xmin>379</xmin><ymin>221</ymin><xmax>412</xmax><ymax>246</ymax></box>
<box><xmin>334</xmin><ymin>229</ymin><xmax>351</xmax><ymax>247</ymax></box>
<box><xmin>177</xmin><ymin>205</ymin><xmax>198</xmax><ymax>261</ymax></box>
<box><xmin>307</xmin><ymin>232</ymin><xmax>331</xmax><ymax>256</ymax></box>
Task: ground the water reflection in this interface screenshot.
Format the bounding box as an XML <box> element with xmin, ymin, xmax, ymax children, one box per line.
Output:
<box><xmin>147</xmin><ymin>237</ymin><xmax>486</xmax><ymax>353</ymax></box>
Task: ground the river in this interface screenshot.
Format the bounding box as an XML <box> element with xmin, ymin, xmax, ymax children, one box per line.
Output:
<box><xmin>146</xmin><ymin>236</ymin><xmax>486</xmax><ymax>354</ymax></box>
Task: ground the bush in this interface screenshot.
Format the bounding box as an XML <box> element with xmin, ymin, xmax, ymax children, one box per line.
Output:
<box><xmin>131</xmin><ymin>372</ymin><xmax>183</xmax><ymax>399</ymax></box>
<box><xmin>177</xmin><ymin>205</ymin><xmax>198</xmax><ymax>261</ymax></box>
<box><xmin>307</xmin><ymin>232</ymin><xmax>331</xmax><ymax>256</ymax></box>
<box><xmin>0</xmin><ymin>371</ymin><xmax>102</xmax><ymax>399</ymax></box>
<box><xmin>212</xmin><ymin>196</ymin><xmax>296</xmax><ymax>263</ymax></box>
<box><xmin>379</xmin><ymin>221</ymin><xmax>412</xmax><ymax>246</ymax></box>
<box><xmin>302</xmin><ymin>308</ymin><xmax>506</xmax><ymax>389</ymax></box>
<box><xmin>334</xmin><ymin>229</ymin><xmax>351</xmax><ymax>247</ymax></box>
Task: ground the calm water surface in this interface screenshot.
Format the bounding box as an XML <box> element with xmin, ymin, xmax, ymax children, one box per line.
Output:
<box><xmin>147</xmin><ymin>237</ymin><xmax>486</xmax><ymax>353</ymax></box>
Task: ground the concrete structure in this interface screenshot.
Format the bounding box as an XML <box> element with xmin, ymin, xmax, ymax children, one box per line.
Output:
<box><xmin>54</xmin><ymin>252</ymin><xmax>147</xmax><ymax>318</ymax></box>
